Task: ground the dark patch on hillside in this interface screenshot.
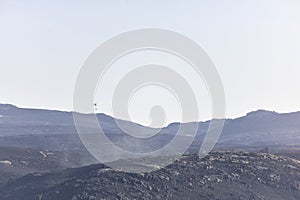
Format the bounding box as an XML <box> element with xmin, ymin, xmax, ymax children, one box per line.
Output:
<box><xmin>0</xmin><ymin>152</ymin><xmax>299</xmax><ymax>200</ymax></box>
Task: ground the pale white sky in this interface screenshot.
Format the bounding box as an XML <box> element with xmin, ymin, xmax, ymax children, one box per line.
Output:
<box><xmin>0</xmin><ymin>0</ymin><xmax>300</xmax><ymax>126</ymax></box>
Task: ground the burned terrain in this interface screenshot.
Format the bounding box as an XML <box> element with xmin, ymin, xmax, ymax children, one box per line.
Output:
<box><xmin>0</xmin><ymin>151</ymin><xmax>299</xmax><ymax>200</ymax></box>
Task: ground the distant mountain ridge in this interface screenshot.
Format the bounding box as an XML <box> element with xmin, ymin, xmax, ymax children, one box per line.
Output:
<box><xmin>0</xmin><ymin>103</ymin><xmax>300</xmax><ymax>153</ymax></box>
<box><xmin>1</xmin><ymin>103</ymin><xmax>299</xmax><ymax>132</ymax></box>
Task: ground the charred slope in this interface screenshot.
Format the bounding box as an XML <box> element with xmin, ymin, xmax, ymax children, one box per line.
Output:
<box><xmin>0</xmin><ymin>146</ymin><xmax>97</xmax><ymax>185</ymax></box>
<box><xmin>0</xmin><ymin>152</ymin><xmax>299</xmax><ymax>200</ymax></box>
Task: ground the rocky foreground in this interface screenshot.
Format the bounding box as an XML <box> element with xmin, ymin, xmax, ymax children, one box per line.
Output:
<box><xmin>0</xmin><ymin>152</ymin><xmax>299</xmax><ymax>200</ymax></box>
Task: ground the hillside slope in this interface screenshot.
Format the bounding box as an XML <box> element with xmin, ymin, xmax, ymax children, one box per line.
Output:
<box><xmin>1</xmin><ymin>152</ymin><xmax>299</xmax><ymax>200</ymax></box>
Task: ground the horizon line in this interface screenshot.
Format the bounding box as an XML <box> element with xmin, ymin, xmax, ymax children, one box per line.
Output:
<box><xmin>1</xmin><ymin>102</ymin><xmax>300</xmax><ymax>129</ymax></box>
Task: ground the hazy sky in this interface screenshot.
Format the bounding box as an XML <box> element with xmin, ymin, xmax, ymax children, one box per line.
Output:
<box><xmin>1</xmin><ymin>0</ymin><xmax>300</xmax><ymax>126</ymax></box>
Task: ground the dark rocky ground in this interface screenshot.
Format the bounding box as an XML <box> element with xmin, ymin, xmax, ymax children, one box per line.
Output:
<box><xmin>0</xmin><ymin>151</ymin><xmax>299</xmax><ymax>200</ymax></box>
<box><xmin>0</xmin><ymin>146</ymin><xmax>96</xmax><ymax>185</ymax></box>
